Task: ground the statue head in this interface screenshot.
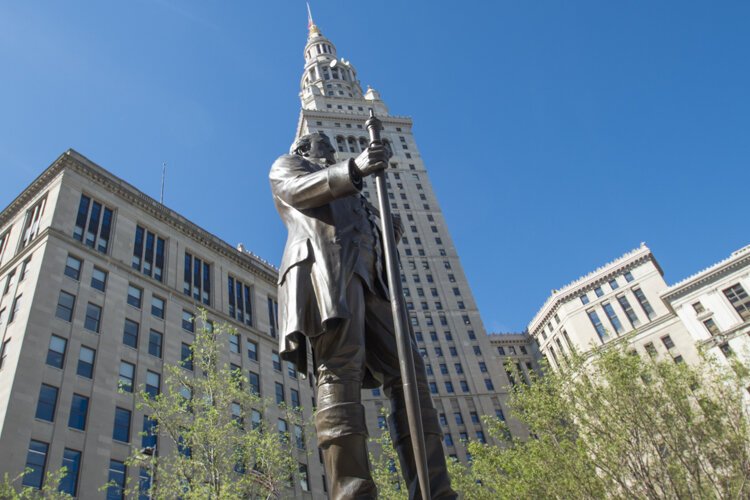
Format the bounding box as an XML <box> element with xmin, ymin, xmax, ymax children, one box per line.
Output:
<box><xmin>290</xmin><ymin>132</ymin><xmax>336</xmax><ymax>165</ymax></box>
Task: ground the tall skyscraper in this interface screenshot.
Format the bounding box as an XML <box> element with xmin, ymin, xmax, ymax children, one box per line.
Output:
<box><xmin>296</xmin><ymin>19</ymin><xmax>517</xmax><ymax>461</ymax></box>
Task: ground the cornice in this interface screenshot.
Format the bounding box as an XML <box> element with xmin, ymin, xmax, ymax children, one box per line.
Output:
<box><xmin>662</xmin><ymin>245</ymin><xmax>750</xmax><ymax>302</ymax></box>
<box><xmin>528</xmin><ymin>245</ymin><xmax>655</xmax><ymax>334</ymax></box>
<box><xmin>301</xmin><ymin>109</ymin><xmax>413</xmax><ymax>126</ymax></box>
<box><xmin>3</xmin><ymin>150</ymin><xmax>279</xmax><ymax>285</ymax></box>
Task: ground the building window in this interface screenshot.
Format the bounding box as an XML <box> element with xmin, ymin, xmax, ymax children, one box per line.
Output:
<box><xmin>609</xmin><ymin>279</ymin><xmax>619</xmax><ymax>290</ymax></box>
<box><xmin>617</xmin><ymin>295</ymin><xmax>640</xmax><ymax>327</ymax></box>
<box><xmin>127</xmin><ymin>285</ymin><xmax>142</xmax><ymax>309</ymax></box>
<box><xmin>268</xmin><ymin>297</ymin><xmax>279</xmax><ymax>338</ymax></box>
<box><xmin>146</xmin><ymin>371</ymin><xmax>161</xmax><ymax>399</ymax></box>
<box><xmin>183</xmin><ymin>252</ymin><xmax>211</xmax><ymax>305</ymax></box>
<box><xmin>150</xmin><ymin>296</ymin><xmax>165</xmax><ymax>319</ymax></box>
<box><xmin>587</xmin><ymin>310</ymin><xmax>607</xmax><ymax>339</ymax></box>
<box><xmin>479</xmin><ymin>361</ymin><xmax>487</xmax><ymax>373</ymax></box>
<box><xmin>703</xmin><ymin>318</ymin><xmax>720</xmax><ymax>336</ymax></box>
<box><xmin>123</xmin><ymin>319</ymin><xmax>139</xmax><ymax>348</ymax></box>
<box><xmin>723</xmin><ymin>283</ymin><xmax>750</xmax><ymax>320</ymax></box>
<box><xmin>3</xmin><ymin>270</ymin><xmax>15</xmax><ymax>296</ymax></box>
<box><xmin>64</xmin><ymin>255</ymin><xmax>82</xmax><ymax>280</ymax></box>
<box><xmin>460</xmin><ymin>380</ymin><xmax>469</xmax><ymax>392</ymax></box>
<box><xmin>119</xmin><ymin>361</ymin><xmax>135</xmax><ymax>392</ymax></box>
<box><xmin>18</xmin><ymin>255</ymin><xmax>31</xmax><ymax>281</ymax></box>
<box><xmin>148</xmin><ymin>330</ymin><xmax>163</xmax><ymax>358</ymax></box>
<box><xmin>632</xmin><ymin>288</ymin><xmax>655</xmax><ymax>320</ymax></box>
<box><xmin>246</xmin><ymin>339</ymin><xmax>258</xmax><ymax>362</ymax></box>
<box><xmin>454</xmin><ymin>363</ymin><xmax>464</xmax><ymax>374</ymax></box>
<box><xmin>21</xmin><ymin>440</ymin><xmax>48</xmax><ymax>489</ymax></box>
<box><xmin>181</xmin><ymin>343</ymin><xmax>193</xmax><ymax>371</ymax></box>
<box><xmin>84</xmin><ymin>303</ymin><xmax>102</xmax><ymax>333</ymax></box>
<box><xmin>429</xmin><ymin>382</ymin><xmax>438</xmax><ymax>394</ymax></box>
<box><xmin>272</xmin><ymin>351</ymin><xmax>281</xmax><ymax>371</ymax></box>
<box><xmin>520</xmin><ymin>345</ymin><xmax>528</xmax><ymax>355</ymax></box>
<box><xmin>59</xmin><ymin>448</ymin><xmax>81</xmax><ymax>496</ymax></box>
<box><xmin>719</xmin><ymin>343</ymin><xmax>733</xmax><ymax>358</ymax></box>
<box><xmin>20</xmin><ymin>196</ymin><xmax>47</xmax><ymax>249</ymax></box>
<box><xmin>449</xmin><ymin>346</ymin><xmax>458</xmax><ymax>357</ymax></box>
<box><xmin>581</xmin><ymin>294</ymin><xmax>590</xmax><ymax>305</ymax></box>
<box><xmin>602</xmin><ymin>302</ymin><xmax>624</xmax><ymax>334</ymax></box>
<box><xmin>287</xmin><ymin>361</ymin><xmax>297</xmax><ymax>379</ymax></box>
<box><xmin>77</xmin><ymin>346</ymin><xmax>95</xmax><ymax>378</ymax></box>
<box><xmin>661</xmin><ymin>335</ymin><xmax>675</xmax><ymax>349</ymax></box>
<box><xmin>91</xmin><ymin>267</ymin><xmax>107</xmax><ymax>292</ymax></box>
<box><xmin>73</xmin><ymin>194</ymin><xmax>113</xmax><ymax>253</ymax></box>
<box><xmin>132</xmin><ymin>226</ymin><xmax>166</xmax><ymax>281</ymax></box>
<box><xmin>624</xmin><ymin>271</ymin><xmax>634</xmax><ymax>282</ymax></box>
<box><xmin>46</xmin><ymin>335</ymin><xmax>67</xmax><ymax>369</ymax></box>
<box><xmin>497</xmin><ymin>346</ymin><xmax>506</xmax><ymax>355</ymax></box>
<box><xmin>473</xmin><ymin>346</ymin><xmax>482</xmax><ymax>356</ymax></box>
<box><xmin>249</xmin><ymin>371</ymin><xmax>260</xmax><ymax>395</ymax></box>
<box><xmin>594</xmin><ymin>286</ymin><xmax>604</xmax><ymax>297</ymax></box>
<box><xmin>68</xmin><ymin>394</ymin><xmax>89</xmax><ymax>430</ymax></box>
<box><xmin>229</xmin><ymin>334</ymin><xmax>240</xmax><ymax>354</ymax></box>
<box><xmin>444</xmin><ymin>433</ymin><xmax>454</xmax><ymax>447</ymax></box>
<box><xmin>485</xmin><ymin>379</ymin><xmax>495</xmax><ymax>391</ymax></box>
<box><xmin>275</xmin><ymin>382</ymin><xmax>285</xmax><ymax>404</ymax></box>
<box><xmin>182</xmin><ymin>310</ymin><xmax>194</xmax><ymax>332</ymax></box>
<box><xmin>291</xmin><ymin>388</ymin><xmax>300</xmax><ymax>408</ymax></box>
<box><xmin>107</xmin><ymin>460</ymin><xmax>126</xmax><ymax>500</ymax></box>
<box><xmin>113</xmin><ymin>407</ymin><xmax>131</xmax><ymax>442</ymax></box>
<box><xmin>35</xmin><ymin>384</ymin><xmax>58</xmax><ymax>421</ymax></box>
<box><xmin>56</xmin><ymin>291</ymin><xmax>76</xmax><ymax>322</ymax></box>
<box><xmin>644</xmin><ymin>342</ymin><xmax>657</xmax><ymax>357</ymax></box>
<box><xmin>0</xmin><ymin>230</ymin><xmax>9</xmax><ymax>263</ymax></box>
<box><xmin>228</xmin><ymin>277</ymin><xmax>254</xmax><ymax>326</ymax></box>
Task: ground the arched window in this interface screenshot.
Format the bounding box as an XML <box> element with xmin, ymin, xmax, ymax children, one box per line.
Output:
<box><xmin>347</xmin><ymin>137</ymin><xmax>358</xmax><ymax>153</ymax></box>
<box><xmin>336</xmin><ymin>136</ymin><xmax>346</xmax><ymax>153</ymax></box>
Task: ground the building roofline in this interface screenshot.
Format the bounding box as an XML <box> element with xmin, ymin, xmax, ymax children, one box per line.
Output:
<box><xmin>1</xmin><ymin>149</ymin><xmax>279</xmax><ymax>283</ymax></box>
<box><xmin>661</xmin><ymin>244</ymin><xmax>750</xmax><ymax>301</ymax></box>
<box><xmin>527</xmin><ymin>243</ymin><xmax>658</xmax><ymax>333</ymax></box>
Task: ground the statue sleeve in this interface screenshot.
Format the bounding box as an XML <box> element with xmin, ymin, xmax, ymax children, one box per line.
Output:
<box><xmin>270</xmin><ymin>155</ymin><xmax>362</xmax><ymax>210</ymax></box>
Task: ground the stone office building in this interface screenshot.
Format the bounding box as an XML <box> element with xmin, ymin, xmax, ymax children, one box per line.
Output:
<box><xmin>0</xmin><ymin>150</ymin><xmax>322</xmax><ymax>498</ymax></box>
<box><xmin>0</xmin><ymin>17</ymin><xmax>519</xmax><ymax>499</ymax></box>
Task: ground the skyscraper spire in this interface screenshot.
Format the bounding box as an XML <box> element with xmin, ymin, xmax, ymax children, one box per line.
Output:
<box><xmin>307</xmin><ymin>2</ymin><xmax>320</xmax><ymax>37</ymax></box>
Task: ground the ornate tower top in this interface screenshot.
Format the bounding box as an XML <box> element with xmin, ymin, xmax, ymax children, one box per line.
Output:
<box><xmin>299</xmin><ymin>7</ymin><xmax>366</xmax><ymax>108</ymax></box>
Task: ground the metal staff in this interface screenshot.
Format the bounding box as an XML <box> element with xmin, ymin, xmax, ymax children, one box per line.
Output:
<box><xmin>366</xmin><ymin>109</ymin><xmax>431</xmax><ymax>499</ymax></box>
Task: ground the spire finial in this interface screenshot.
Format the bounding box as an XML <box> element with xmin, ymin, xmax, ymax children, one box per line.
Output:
<box><xmin>307</xmin><ymin>2</ymin><xmax>320</xmax><ymax>37</ymax></box>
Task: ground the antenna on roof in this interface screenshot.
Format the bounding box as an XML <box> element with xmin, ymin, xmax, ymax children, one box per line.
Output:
<box><xmin>160</xmin><ymin>162</ymin><xmax>166</xmax><ymax>204</ymax></box>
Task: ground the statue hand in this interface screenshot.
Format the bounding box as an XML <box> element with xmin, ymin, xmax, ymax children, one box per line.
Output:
<box><xmin>354</xmin><ymin>144</ymin><xmax>388</xmax><ymax>177</ymax></box>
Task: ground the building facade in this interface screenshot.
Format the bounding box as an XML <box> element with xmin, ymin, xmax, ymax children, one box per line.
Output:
<box><xmin>0</xmin><ymin>151</ymin><xmax>323</xmax><ymax>498</ymax></box>
<box><xmin>295</xmin><ymin>19</ymin><xmax>518</xmax><ymax>460</ymax></box>
<box><xmin>528</xmin><ymin>243</ymin><xmax>749</xmax><ymax>370</ymax></box>
<box><xmin>488</xmin><ymin>333</ymin><xmax>543</xmax><ymax>389</ymax></box>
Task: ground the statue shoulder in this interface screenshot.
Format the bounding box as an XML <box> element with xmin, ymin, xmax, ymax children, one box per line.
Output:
<box><xmin>270</xmin><ymin>154</ymin><xmax>307</xmax><ymax>179</ymax></box>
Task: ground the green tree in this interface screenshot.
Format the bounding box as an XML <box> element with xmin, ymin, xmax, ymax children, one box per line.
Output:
<box><xmin>448</xmin><ymin>348</ymin><xmax>750</xmax><ymax>499</ymax></box>
<box><xmin>0</xmin><ymin>469</ymin><xmax>72</xmax><ymax>499</ymax></box>
<box><xmin>121</xmin><ymin>311</ymin><xmax>307</xmax><ymax>500</ymax></box>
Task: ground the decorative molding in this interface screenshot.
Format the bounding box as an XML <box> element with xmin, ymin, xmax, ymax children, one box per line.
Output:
<box><xmin>662</xmin><ymin>245</ymin><xmax>750</xmax><ymax>301</ymax></box>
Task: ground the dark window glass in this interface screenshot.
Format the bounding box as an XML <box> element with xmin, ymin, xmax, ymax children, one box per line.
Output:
<box><xmin>123</xmin><ymin>319</ymin><xmax>139</xmax><ymax>348</ymax></box>
<box><xmin>146</xmin><ymin>371</ymin><xmax>160</xmax><ymax>399</ymax></box>
<box><xmin>275</xmin><ymin>382</ymin><xmax>285</xmax><ymax>404</ymax></box>
<box><xmin>272</xmin><ymin>351</ymin><xmax>281</xmax><ymax>371</ymax></box>
<box><xmin>151</xmin><ymin>296</ymin><xmax>165</xmax><ymax>319</ymax></box>
<box><xmin>64</xmin><ymin>255</ymin><xmax>82</xmax><ymax>280</ymax></box>
<box><xmin>723</xmin><ymin>283</ymin><xmax>750</xmax><ymax>320</ymax></box>
<box><xmin>633</xmin><ymin>288</ymin><xmax>655</xmax><ymax>320</ymax></box>
<box><xmin>267</xmin><ymin>297</ymin><xmax>278</xmax><ymax>338</ymax></box>
<box><xmin>133</xmin><ymin>226</ymin><xmax>166</xmax><ymax>282</ymax></box>
<box><xmin>36</xmin><ymin>384</ymin><xmax>58</xmax><ymax>422</ymax></box>
<box><xmin>181</xmin><ymin>343</ymin><xmax>193</xmax><ymax>371</ymax></box>
<box><xmin>56</xmin><ymin>291</ymin><xmax>75</xmax><ymax>322</ymax></box>
<box><xmin>107</xmin><ymin>460</ymin><xmax>126</xmax><ymax>500</ymax></box>
<box><xmin>249</xmin><ymin>371</ymin><xmax>260</xmax><ymax>395</ymax></box>
<box><xmin>113</xmin><ymin>407</ymin><xmax>131</xmax><ymax>442</ymax></box>
<box><xmin>46</xmin><ymin>335</ymin><xmax>67</xmax><ymax>369</ymax></box>
<box><xmin>68</xmin><ymin>394</ymin><xmax>89</xmax><ymax>430</ymax></box>
<box><xmin>22</xmin><ymin>440</ymin><xmax>48</xmax><ymax>488</ymax></box>
<box><xmin>77</xmin><ymin>346</ymin><xmax>95</xmax><ymax>378</ymax></box>
<box><xmin>148</xmin><ymin>330</ymin><xmax>163</xmax><ymax>358</ymax></box>
<box><xmin>246</xmin><ymin>339</ymin><xmax>258</xmax><ymax>361</ymax></box>
<box><xmin>84</xmin><ymin>303</ymin><xmax>102</xmax><ymax>332</ymax></box>
<box><xmin>119</xmin><ymin>361</ymin><xmax>135</xmax><ymax>392</ymax></box>
<box><xmin>73</xmin><ymin>195</ymin><xmax>90</xmax><ymax>242</ymax></box>
<box><xmin>602</xmin><ymin>302</ymin><xmax>624</xmax><ymax>334</ymax></box>
<box><xmin>291</xmin><ymin>388</ymin><xmax>300</xmax><ymax>408</ymax></box>
<box><xmin>142</xmin><ymin>415</ymin><xmax>157</xmax><ymax>450</ymax></box>
<box><xmin>587</xmin><ymin>310</ymin><xmax>607</xmax><ymax>339</ymax></box>
<box><xmin>127</xmin><ymin>285</ymin><xmax>142</xmax><ymax>308</ymax></box>
<box><xmin>183</xmin><ymin>252</ymin><xmax>211</xmax><ymax>305</ymax></box>
<box><xmin>91</xmin><ymin>267</ymin><xmax>107</xmax><ymax>291</ymax></box>
<box><xmin>182</xmin><ymin>310</ymin><xmax>194</xmax><ymax>332</ymax></box>
<box><xmin>59</xmin><ymin>448</ymin><xmax>81</xmax><ymax>496</ymax></box>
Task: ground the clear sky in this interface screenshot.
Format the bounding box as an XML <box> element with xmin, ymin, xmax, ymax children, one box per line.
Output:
<box><xmin>1</xmin><ymin>1</ymin><xmax>748</xmax><ymax>333</ymax></box>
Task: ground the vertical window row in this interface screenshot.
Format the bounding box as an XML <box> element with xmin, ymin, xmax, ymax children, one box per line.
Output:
<box><xmin>20</xmin><ymin>196</ymin><xmax>47</xmax><ymax>249</ymax></box>
<box><xmin>132</xmin><ymin>225</ymin><xmax>166</xmax><ymax>282</ymax></box>
<box><xmin>267</xmin><ymin>297</ymin><xmax>279</xmax><ymax>338</ymax></box>
<box><xmin>228</xmin><ymin>276</ymin><xmax>253</xmax><ymax>326</ymax></box>
<box><xmin>73</xmin><ymin>194</ymin><xmax>113</xmax><ymax>254</ymax></box>
<box><xmin>183</xmin><ymin>252</ymin><xmax>211</xmax><ymax>305</ymax></box>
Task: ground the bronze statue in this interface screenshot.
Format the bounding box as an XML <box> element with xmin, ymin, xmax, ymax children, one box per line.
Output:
<box><xmin>270</xmin><ymin>131</ymin><xmax>457</xmax><ymax>499</ymax></box>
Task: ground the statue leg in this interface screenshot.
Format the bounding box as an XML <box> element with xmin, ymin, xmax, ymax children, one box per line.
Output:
<box><xmin>363</xmin><ymin>291</ymin><xmax>458</xmax><ymax>500</ymax></box>
<box><xmin>311</xmin><ymin>277</ymin><xmax>377</xmax><ymax>500</ymax></box>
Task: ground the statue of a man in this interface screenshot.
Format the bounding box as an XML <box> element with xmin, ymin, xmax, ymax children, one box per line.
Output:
<box><xmin>269</xmin><ymin>132</ymin><xmax>456</xmax><ymax>499</ymax></box>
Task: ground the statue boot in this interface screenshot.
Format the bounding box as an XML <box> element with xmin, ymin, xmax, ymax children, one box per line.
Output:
<box><xmin>316</xmin><ymin>382</ymin><xmax>377</xmax><ymax>499</ymax></box>
<box><xmin>389</xmin><ymin>407</ymin><xmax>458</xmax><ymax>500</ymax></box>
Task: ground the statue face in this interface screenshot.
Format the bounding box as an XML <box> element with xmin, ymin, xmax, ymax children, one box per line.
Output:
<box><xmin>306</xmin><ymin>134</ymin><xmax>337</xmax><ymax>165</ymax></box>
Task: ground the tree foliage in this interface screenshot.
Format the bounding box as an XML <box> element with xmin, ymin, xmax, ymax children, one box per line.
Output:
<box><xmin>0</xmin><ymin>469</ymin><xmax>71</xmax><ymax>499</ymax></box>
<box><xmin>421</xmin><ymin>349</ymin><xmax>750</xmax><ymax>499</ymax></box>
<box><xmin>123</xmin><ymin>311</ymin><xmax>306</xmax><ymax>500</ymax></box>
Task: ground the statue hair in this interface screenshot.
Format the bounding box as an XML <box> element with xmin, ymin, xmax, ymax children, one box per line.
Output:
<box><xmin>290</xmin><ymin>132</ymin><xmax>330</xmax><ymax>156</ymax></box>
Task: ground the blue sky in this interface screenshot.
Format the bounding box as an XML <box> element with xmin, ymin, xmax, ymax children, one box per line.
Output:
<box><xmin>1</xmin><ymin>1</ymin><xmax>748</xmax><ymax>333</ymax></box>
